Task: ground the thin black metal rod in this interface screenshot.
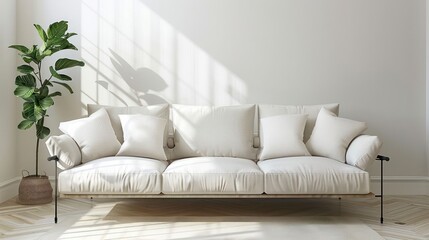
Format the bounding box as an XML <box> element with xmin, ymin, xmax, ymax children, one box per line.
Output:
<box><xmin>375</xmin><ymin>155</ymin><xmax>389</xmax><ymax>224</ymax></box>
<box><xmin>48</xmin><ymin>155</ymin><xmax>59</xmax><ymax>224</ymax></box>
<box><xmin>380</xmin><ymin>159</ymin><xmax>383</xmax><ymax>224</ymax></box>
<box><xmin>55</xmin><ymin>160</ymin><xmax>58</xmax><ymax>224</ymax></box>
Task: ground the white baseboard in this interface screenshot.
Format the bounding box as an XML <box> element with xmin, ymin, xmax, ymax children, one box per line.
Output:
<box><xmin>1</xmin><ymin>175</ymin><xmax>428</xmax><ymax>203</ymax></box>
<box><xmin>370</xmin><ymin>176</ymin><xmax>429</xmax><ymax>195</ymax></box>
<box><xmin>0</xmin><ymin>177</ymin><xmax>20</xmax><ymax>203</ymax></box>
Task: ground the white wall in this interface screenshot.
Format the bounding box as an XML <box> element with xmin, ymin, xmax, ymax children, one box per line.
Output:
<box><xmin>0</xmin><ymin>0</ymin><xmax>18</xmax><ymax>202</ymax></box>
<box><xmin>13</xmin><ymin>0</ymin><xmax>427</xmax><ymax>193</ymax></box>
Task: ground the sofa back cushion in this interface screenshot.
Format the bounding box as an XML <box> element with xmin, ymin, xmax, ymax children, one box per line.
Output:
<box><xmin>172</xmin><ymin>104</ymin><xmax>257</xmax><ymax>160</ymax></box>
<box><xmin>257</xmin><ymin>103</ymin><xmax>339</xmax><ymax>147</ymax></box>
<box><xmin>87</xmin><ymin>104</ymin><xmax>170</xmax><ymax>145</ymax></box>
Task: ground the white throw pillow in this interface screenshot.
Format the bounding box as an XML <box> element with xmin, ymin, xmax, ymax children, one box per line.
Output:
<box><xmin>59</xmin><ymin>108</ymin><xmax>121</xmax><ymax>163</ymax></box>
<box><xmin>87</xmin><ymin>104</ymin><xmax>170</xmax><ymax>144</ymax></box>
<box><xmin>306</xmin><ymin>108</ymin><xmax>367</xmax><ymax>163</ymax></box>
<box><xmin>346</xmin><ymin>135</ymin><xmax>382</xmax><ymax>170</ymax></box>
<box><xmin>172</xmin><ymin>104</ymin><xmax>256</xmax><ymax>160</ymax></box>
<box><xmin>258</xmin><ymin>103</ymin><xmax>340</xmax><ymax>145</ymax></box>
<box><xmin>117</xmin><ymin>114</ymin><xmax>168</xmax><ymax>160</ymax></box>
<box><xmin>259</xmin><ymin>114</ymin><xmax>310</xmax><ymax>160</ymax></box>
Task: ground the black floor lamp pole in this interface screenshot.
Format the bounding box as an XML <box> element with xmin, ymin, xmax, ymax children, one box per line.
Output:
<box><xmin>47</xmin><ymin>155</ymin><xmax>59</xmax><ymax>224</ymax></box>
<box><xmin>375</xmin><ymin>155</ymin><xmax>390</xmax><ymax>224</ymax></box>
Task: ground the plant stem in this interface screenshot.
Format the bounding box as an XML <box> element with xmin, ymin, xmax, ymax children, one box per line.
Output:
<box><xmin>34</xmin><ymin>61</ymin><xmax>43</xmax><ymax>177</ymax></box>
<box><xmin>37</xmin><ymin>62</ymin><xmax>43</xmax><ymax>86</ymax></box>
<box><xmin>35</xmin><ymin>117</ymin><xmax>45</xmax><ymax>176</ymax></box>
<box><xmin>35</xmin><ymin>131</ymin><xmax>39</xmax><ymax>176</ymax></box>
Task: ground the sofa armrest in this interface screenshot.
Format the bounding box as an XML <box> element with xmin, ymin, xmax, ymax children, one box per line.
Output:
<box><xmin>45</xmin><ymin>135</ymin><xmax>82</xmax><ymax>170</ymax></box>
<box><xmin>346</xmin><ymin>135</ymin><xmax>382</xmax><ymax>170</ymax></box>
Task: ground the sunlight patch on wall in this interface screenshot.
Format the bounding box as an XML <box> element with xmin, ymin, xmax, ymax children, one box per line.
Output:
<box><xmin>80</xmin><ymin>0</ymin><xmax>247</xmax><ymax>111</ymax></box>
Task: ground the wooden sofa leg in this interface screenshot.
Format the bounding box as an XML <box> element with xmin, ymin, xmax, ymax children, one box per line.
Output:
<box><xmin>375</xmin><ymin>155</ymin><xmax>390</xmax><ymax>224</ymax></box>
<box><xmin>48</xmin><ymin>155</ymin><xmax>59</xmax><ymax>224</ymax></box>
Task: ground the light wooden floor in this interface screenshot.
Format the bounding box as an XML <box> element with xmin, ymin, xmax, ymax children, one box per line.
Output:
<box><xmin>0</xmin><ymin>195</ymin><xmax>428</xmax><ymax>239</ymax></box>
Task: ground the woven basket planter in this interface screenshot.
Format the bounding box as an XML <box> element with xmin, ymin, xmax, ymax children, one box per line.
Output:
<box><xmin>17</xmin><ymin>174</ymin><xmax>53</xmax><ymax>205</ymax></box>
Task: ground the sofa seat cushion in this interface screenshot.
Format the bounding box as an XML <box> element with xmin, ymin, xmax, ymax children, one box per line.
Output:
<box><xmin>162</xmin><ymin>157</ymin><xmax>264</xmax><ymax>194</ymax></box>
<box><xmin>59</xmin><ymin>156</ymin><xmax>168</xmax><ymax>194</ymax></box>
<box><xmin>258</xmin><ymin>157</ymin><xmax>370</xmax><ymax>194</ymax></box>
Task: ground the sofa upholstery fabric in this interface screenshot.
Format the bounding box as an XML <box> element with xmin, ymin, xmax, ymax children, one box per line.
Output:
<box><xmin>258</xmin><ymin>156</ymin><xmax>370</xmax><ymax>194</ymax></box>
<box><xmin>162</xmin><ymin>157</ymin><xmax>264</xmax><ymax>194</ymax></box>
<box><xmin>172</xmin><ymin>105</ymin><xmax>257</xmax><ymax>160</ymax></box>
<box><xmin>59</xmin><ymin>156</ymin><xmax>168</xmax><ymax>194</ymax></box>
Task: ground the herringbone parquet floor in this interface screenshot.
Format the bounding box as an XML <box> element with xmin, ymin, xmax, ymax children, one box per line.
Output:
<box><xmin>0</xmin><ymin>196</ymin><xmax>428</xmax><ymax>239</ymax></box>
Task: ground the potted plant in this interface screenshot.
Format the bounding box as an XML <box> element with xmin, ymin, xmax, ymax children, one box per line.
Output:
<box><xmin>9</xmin><ymin>21</ymin><xmax>85</xmax><ymax>204</ymax></box>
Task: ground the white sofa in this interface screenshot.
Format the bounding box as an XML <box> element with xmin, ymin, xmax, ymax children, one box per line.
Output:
<box><xmin>46</xmin><ymin>103</ymin><xmax>384</xmax><ymax>199</ymax></box>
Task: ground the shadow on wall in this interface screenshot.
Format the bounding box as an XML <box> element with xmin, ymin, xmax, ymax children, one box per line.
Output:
<box><xmin>80</xmin><ymin>0</ymin><xmax>248</xmax><ymax>109</ymax></box>
<box><xmin>96</xmin><ymin>49</ymin><xmax>169</xmax><ymax>106</ymax></box>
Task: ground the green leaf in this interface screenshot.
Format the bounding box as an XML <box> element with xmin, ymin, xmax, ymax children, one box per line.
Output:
<box><xmin>22</xmin><ymin>102</ymin><xmax>44</xmax><ymax>121</ymax></box>
<box><xmin>64</xmin><ymin>42</ymin><xmax>78</xmax><ymax>50</ymax></box>
<box><xmin>36</xmin><ymin>125</ymin><xmax>50</xmax><ymax>139</ymax></box>
<box><xmin>18</xmin><ymin>120</ymin><xmax>34</xmax><ymax>130</ymax></box>
<box><xmin>22</xmin><ymin>102</ymin><xmax>34</xmax><ymax>120</ymax></box>
<box><xmin>39</xmin><ymin>86</ymin><xmax>49</xmax><ymax>97</ymax></box>
<box><xmin>64</xmin><ymin>32</ymin><xmax>77</xmax><ymax>39</ymax></box>
<box><xmin>44</xmin><ymin>80</ymin><xmax>53</xmax><ymax>87</ymax></box>
<box><xmin>52</xmin><ymin>81</ymin><xmax>73</xmax><ymax>94</ymax></box>
<box><xmin>17</xmin><ymin>65</ymin><xmax>34</xmax><ymax>74</ymax></box>
<box><xmin>35</xmin><ymin>48</ymin><xmax>43</xmax><ymax>61</ymax></box>
<box><xmin>34</xmin><ymin>24</ymin><xmax>48</xmax><ymax>42</ymax></box>
<box><xmin>45</xmin><ymin>37</ymin><xmax>67</xmax><ymax>48</ymax></box>
<box><xmin>15</xmin><ymin>75</ymin><xmax>36</xmax><ymax>87</ymax></box>
<box><xmin>48</xmin><ymin>91</ymin><xmax>62</xmax><ymax>98</ymax></box>
<box><xmin>23</xmin><ymin>57</ymin><xmax>33</xmax><ymax>63</ymax></box>
<box><xmin>47</xmin><ymin>21</ymin><xmax>68</xmax><ymax>39</ymax></box>
<box><xmin>54</xmin><ymin>58</ymin><xmax>85</xmax><ymax>71</ymax></box>
<box><xmin>22</xmin><ymin>45</ymin><xmax>40</xmax><ymax>64</ymax></box>
<box><xmin>39</xmin><ymin>97</ymin><xmax>54</xmax><ymax>110</ymax></box>
<box><xmin>9</xmin><ymin>45</ymin><xmax>29</xmax><ymax>53</ymax></box>
<box><xmin>14</xmin><ymin>86</ymin><xmax>34</xmax><ymax>98</ymax></box>
<box><xmin>42</xmin><ymin>49</ymin><xmax>53</xmax><ymax>56</ymax></box>
<box><xmin>23</xmin><ymin>95</ymin><xmax>35</xmax><ymax>102</ymax></box>
<box><xmin>49</xmin><ymin>66</ymin><xmax>72</xmax><ymax>81</ymax></box>
<box><xmin>34</xmin><ymin>105</ymin><xmax>45</xmax><ymax>120</ymax></box>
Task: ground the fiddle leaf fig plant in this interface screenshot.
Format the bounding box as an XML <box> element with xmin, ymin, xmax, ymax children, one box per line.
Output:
<box><xmin>9</xmin><ymin>21</ymin><xmax>85</xmax><ymax>176</ymax></box>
